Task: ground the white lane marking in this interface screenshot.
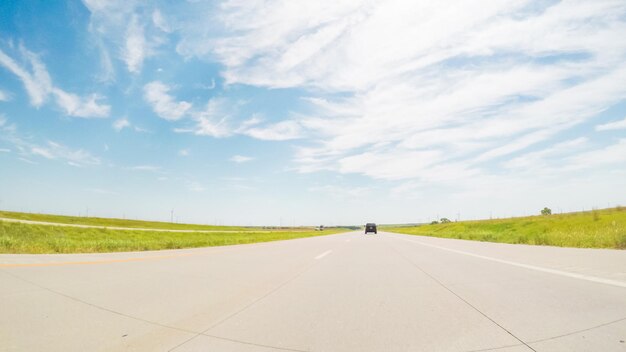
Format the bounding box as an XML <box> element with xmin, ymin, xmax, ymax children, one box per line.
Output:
<box><xmin>315</xmin><ymin>250</ymin><xmax>333</xmax><ymax>260</ymax></box>
<box><xmin>395</xmin><ymin>236</ymin><xmax>626</xmax><ymax>289</ymax></box>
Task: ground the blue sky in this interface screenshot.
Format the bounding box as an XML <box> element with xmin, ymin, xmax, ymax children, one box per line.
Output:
<box><xmin>1</xmin><ymin>0</ymin><xmax>625</xmax><ymax>226</ymax></box>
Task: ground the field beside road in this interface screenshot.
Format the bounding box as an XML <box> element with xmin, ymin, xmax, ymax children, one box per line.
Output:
<box><xmin>0</xmin><ymin>210</ymin><xmax>248</xmax><ymax>231</ymax></box>
<box><xmin>0</xmin><ymin>211</ymin><xmax>347</xmax><ymax>253</ymax></box>
<box><xmin>387</xmin><ymin>207</ymin><xmax>626</xmax><ymax>249</ymax></box>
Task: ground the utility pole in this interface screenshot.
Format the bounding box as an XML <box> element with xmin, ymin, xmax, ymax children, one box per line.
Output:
<box><xmin>171</xmin><ymin>209</ymin><xmax>174</xmax><ymax>223</ymax></box>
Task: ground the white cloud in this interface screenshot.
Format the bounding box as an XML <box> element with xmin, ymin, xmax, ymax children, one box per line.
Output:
<box><xmin>189</xmin><ymin>99</ymin><xmax>232</xmax><ymax>137</ymax></box>
<box><xmin>96</xmin><ymin>40</ymin><xmax>115</xmax><ymax>83</ymax></box>
<box><xmin>124</xmin><ymin>15</ymin><xmax>147</xmax><ymax>73</ymax></box>
<box><xmin>504</xmin><ymin>137</ymin><xmax>588</xmax><ymax>170</ymax></box>
<box><xmin>173</xmin><ymin>0</ymin><xmax>626</xmax><ymax>186</ymax></box>
<box><xmin>0</xmin><ymin>148</ymin><xmax>10</xmax><ymax>153</ymax></box>
<box><xmin>0</xmin><ymin>46</ymin><xmax>52</xmax><ymax>107</ymax></box>
<box><xmin>143</xmin><ymin>81</ymin><xmax>192</xmax><ymax>121</ymax></box>
<box><xmin>230</xmin><ymin>155</ymin><xmax>253</xmax><ymax>163</ymax></box>
<box><xmin>29</xmin><ymin>141</ymin><xmax>101</xmax><ymax>166</ymax></box>
<box><xmin>0</xmin><ymin>89</ymin><xmax>10</xmax><ymax>102</ymax></box>
<box><xmin>565</xmin><ymin>139</ymin><xmax>626</xmax><ymax>170</ymax></box>
<box><xmin>18</xmin><ymin>157</ymin><xmax>37</xmax><ymax>165</ymax></box>
<box><xmin>113</xmin><ymin>118</ymin><xmax>131</xmax><ymax>131</ymax></box>
<box><xmin>130</xmin><ymin>165</ymin><xmax>161</xmax><ymax>172</ymax></box>
<box><xmin>81</xmin><ymin>1</ymin><xmax>168</xmax><ymax>75</ymax></box>
<box><xmin>0</xmin><ymin>45</ymin><xmax>110</xmax><ymax>118</ymax></box>
<box><xmin>178</xmin><ymin>149</ymin><xmax>190</xmax><ymax>156</ymax></box>
<box><xmin>596</xmin><ymin>117</ymin><xmax>626</xmax><ymax>131</ymax></box>
<box><xmin>152</xmin><ymin>9</ymin><xmax>171</xmax><ymax>33</ymax></box>
<box><xmin>197</xmin><ymin>78</ymin><xmax>216</xmax><ymax>90</ymax></box>
<box><xmin>52</xmin><ymin>89</ymin><xmax>109</xmax><ymax>118</ymax></box>
<box><xmin>187</xmin><ymin>182</ymin><xmax>206</xmax><ymax>192</ymax></box>
<box><xmin>1</xmin><ymin>117</ymin><xmax>101</xmax><ymax>166</ymax></box>
<box><xmin>241</xmin><ymin>120</ymin><xmax>303</xmax><ymax>141</ymax></box>
<box><xmin>172</xmin><ymin>98</ymin><xmax>233</xmax><ymax>137</ymax></box>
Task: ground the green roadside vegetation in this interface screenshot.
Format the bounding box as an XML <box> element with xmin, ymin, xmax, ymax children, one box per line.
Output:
<box><xmin>0</xmin><ymin>220</ymin><xmax>348</xmax><ymax>254</ymax></box>
<box><xmin>0</xmin><ymin>210</ymin><xmax>249</xmax><ymax>231</ymax></box>
<box><xmin>386</xmin><ymin>207</ymin><xmax>626</xmax><ymax>249</ymax></box>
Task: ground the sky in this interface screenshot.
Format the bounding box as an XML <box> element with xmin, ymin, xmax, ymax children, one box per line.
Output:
<box><xmin>1</xmin><ymin>0</ymin><xmax>626</xmax><ymax>226</ymax></box>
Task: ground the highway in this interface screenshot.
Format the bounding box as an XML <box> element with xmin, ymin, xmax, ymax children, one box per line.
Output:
<box><xmin>1</xmin><ymin>231</ymin><xmax>625</xmax><ymax>351</ymax></box>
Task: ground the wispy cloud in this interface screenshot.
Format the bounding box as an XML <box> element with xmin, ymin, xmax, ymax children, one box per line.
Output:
<box><xmin>143</xmin><ymin>81</ymin><xmax>192</xmax><ymax>121</ymax></box>
<box><xmin>152</xmin><ymin>9</ymin><xmax>171</xmax><ymax>33</ymax></box>
<box><xmin>178</xmin><ymin>149</ymin><xmax>190</xmax><ymax>157</ymax></box>
<box><xmin>81</xmin><ymin>0</ymin><xmax>165</xmax><ymax>75</ymax></box>
<box><xmin>30</xmin><ymin>141</ymin><xmax>101</xmax><ymax>165</ymax></box>
<box><xmin>596</xmin><ymin>117</ymin><xmax>626</xmax><ymax>131</ymax></box>
<box><xmin>187</xmin><ymin>182</ymin><xmax>206</xmax><ymax>192</ymax></box>
<box><xmin>0</xmin><ymin>46</ymin><xmax>50</xmax><ymax>107</ymax></box>
<box><xmin>113</xmin><ymin>117</ymin><xmax>131</xmax><ymax>131</ymax></box>
<box><xmin>240</xmin><ymin>120</ymin><xmax>303</xmax><ymax>141</ymax></box>
<box><xmin>565</xmin><ymin>139</ymin><xmax>626</xmax><ymax>170</ymax></box>
<box><xmin>0</xmin><ymin>45</ymin><xmax>110</xmax><ymax>118</ymax></box>
<box><xmin>504</xmin><ymin>137</ymin><xmax>588</xmax><ymax>170</ymax></box>
<box><xmin>172</xmin><ymin>0</ymin><xmax>626</xmax><ymax>188</ymax></box>
<box><xmin>124</xmin><ymin>14</ymin><xmax>148</xmax><ymax>73</ymax></box>
<box><xmin>171</xmin><ymin>98</ymin><xmax>233</xmax><ymax>137</ymax></box>
<box><xmin>18</xmin><ymin>157</ymin><xmax>37</xmax><ymax>165</ymax></box>
<box><xmin>230</xmin><ymin>155</ymin><xmax>253</xmax><ymax>163</ymax></box>
<box><xmin>1</xmin><ymin>116</ymin><xmax>101</xmax><ymax>166</ymax></box>
<box><xmin>130</xmin><ymin>165</ymin><xmax>161</xmax><ymax>172</ymax></box>
<box><xmin>0</xmin><ymin>89</ymin><xmax>10</xmax><ymax>102</ymax></box>
<box><xmin>188</xmin><ymin>98</ymin><xmax>232</xmax><ymax>137</ymax></box>
<box><xmin>52</xmin><ymin>89</ymin><xmax>110</xmax><ymax>118</ymax></box>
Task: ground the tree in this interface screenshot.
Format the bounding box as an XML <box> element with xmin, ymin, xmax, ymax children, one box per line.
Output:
<box><xmin>430</xmin><ymin>220</ymin><xmax>439</xmax><ymax>225</ymax></box>
<box><xmin>440</xmin><ymin>217</ymin><xmax>452</xmax><ymax>223</ymax></box>
<box><xmin>541</xmin><ymin>207</ymin><xmax>552</xmax><ymax>216</ymax></box>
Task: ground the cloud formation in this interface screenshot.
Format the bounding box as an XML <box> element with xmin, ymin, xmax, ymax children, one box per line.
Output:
<box><xmin>123</xmin><ymin>15</ymin><xmax>148</xmax><ymax>73</ymax></box>
<box><xmin>0</xmin><ymin>45</ymin><xmax>110</xmax><ymax>118</ymax></box>
<box><xmin>230</xmin><ymin>155</ymin><xmax>253</xmax><ymax>163</ymax></box>
<box><xmin>596</xmin><ymin>117</ymin><xmax>626</xmax><ymax>131</ymax></box>
<box><xmin>0</xmin><ymin>89</ymin><xmax>10</xmax><ymax>102</ymax></box>
<box><xmin>0</xmin><ymin>117</ymin><xmax>101</xmax><ymax>166</ymax></box>
<box><xmin>113</xmin><ymin>118</ymin><xmax>131</xmax><ymax>131</ymax></box>
<box><xmin>173</xmin><ymin>0</ymin><xmax>626</xmax><ymax>187</ymax></box>
<box><xmin>143</xmin><ymin>81</ymin><xmax>192</xmax><ymax>121</ymax></box>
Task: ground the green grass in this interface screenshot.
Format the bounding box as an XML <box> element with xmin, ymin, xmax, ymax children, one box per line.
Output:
<box><xmin>0</xmin><ymin>221</ymin><xmax>348</xmax><ymax>254</ymax></box>
<box><xmin>0</xmin><ymin>210</ymin><xmax>249</xmax><ymax>231</ymax></box>
<box><xmin>386</xmin><ymin>207</ymin><xmax>626</xmax><ymax>249</ymax></box>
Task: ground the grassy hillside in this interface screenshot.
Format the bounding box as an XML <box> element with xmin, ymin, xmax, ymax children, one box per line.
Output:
<box><xmin>0</xmin><ymin>210</ymin><xmax>249</xmax><ymax>231</ymax></box>
<box><xmin>0</xmin><ymin>221</ymin><xmax>348</xmax><ymax>254</ymax></box>
<box><xmin>387</xmin><ymin>207</ymin><xmax>626</xmax><ymax>249</ymax></box>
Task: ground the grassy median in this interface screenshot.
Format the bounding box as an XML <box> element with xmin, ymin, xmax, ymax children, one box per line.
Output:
<box><xmin>387</xmin><ymin>207</ymin><xmax>626</xmax><ymax>249</ymax></box>
<box><xmin>0</xmin><ymin>220</ymin><xmax>348</xmax><ymax>254</ymax></box>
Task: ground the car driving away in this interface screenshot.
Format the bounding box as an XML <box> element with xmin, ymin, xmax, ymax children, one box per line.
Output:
<box><xmin>365</xmin><ymin>223</ymin><xmax>377</xmax><ymax>234</ymax></box>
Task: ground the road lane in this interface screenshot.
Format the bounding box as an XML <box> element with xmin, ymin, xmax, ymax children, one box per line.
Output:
<box><xmin>1</xmin><ymin>231</ymin><xmax>625</xmax><ymax>351</ymax></box>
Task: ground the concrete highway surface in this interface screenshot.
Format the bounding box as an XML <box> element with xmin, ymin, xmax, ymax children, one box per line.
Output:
<box><xmin>1</xmin><ymin>231</ymin><xmax>625</xmax><ymax>351</ymax></box>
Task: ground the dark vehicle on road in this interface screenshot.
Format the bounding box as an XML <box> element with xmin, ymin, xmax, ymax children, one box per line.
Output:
<box><xmin>365</xmin><ymin>223</ymin><xmax>377</xmax><ymax>234</ymax></box>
